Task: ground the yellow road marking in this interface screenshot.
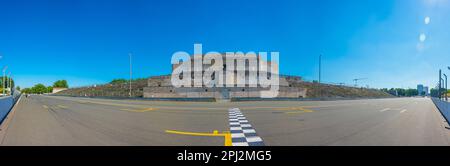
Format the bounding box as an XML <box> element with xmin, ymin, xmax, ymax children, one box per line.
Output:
<box><xmin>79</xmin><ymin>100</ymin><xmax>134</xmax><ymax>107</ymax></box>
<box><xmin>57</xmin><ymin>105</ymin><xmax>68</xmax><ymax>109</ymax></box>
<box><xmin>165</xmin><ymin>130</ymin><xmax>232</xmax><ymax>146</ymax></box>
<box><xmin>78</xmin><ymin>100</ymin><xmax>224</xmax><ymax>110</ymax></box>
<box><xmin>243</xmin><ymin>103</ymin><xmax>361</xmax><ymax>110</ymax></box>
<box><xmin>276</xmin><ymin>107</ymin><xmax>315</xmax><ymax>114</ymax></box>
<box><xmin>74</xmin><ymin>99</ymin><xmax>342</xmax><ymax>112</ymax></box>
<box><xmin>120</xmin><ymin>108</ymin><xmax>157</xmax><ymax>112</ymax></box>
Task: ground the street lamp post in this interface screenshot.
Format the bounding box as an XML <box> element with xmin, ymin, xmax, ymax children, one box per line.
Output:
<box><xmin>439</xmin><ymin>69</ymin><xmax>442</xmax><ymax>100</ymax></box>
<box><xmin>318</xmin><ymin>54</ymin><xmax>323</xmax><ymax>98</ymax></box>
<box><xmin>7</xmin><ymin>72</ymin><xmax>11</xmax><ymax>95</ymax></box>
<box><xmin>2</xmin><ymin>66</ymin><xmax>7</xmax><ymax>96</ymax></box>
<box><xmin>129</xmin><ymin>53</ymin><xmax>132</xmax><ymax>97</ymax></box>
<box><xmin>10</xmin><ymin>75</ymin><xmax>12</xmax><ymax>95</ymax></box>
<box><xmin>443</xmin><ymin>74</ymin><xmax>448</xmax><ymax>101</ymax></box>
<box><xmin>319</xmin><ymin>54</ymin><xmax>322</xmax><ymax>84</ymax></box>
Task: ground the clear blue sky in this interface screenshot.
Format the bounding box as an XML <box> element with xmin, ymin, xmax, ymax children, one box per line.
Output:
<box><xmin>1</xmin><ymin>0</ymin><xmax>449</xmax><ymax>89</ymax></box>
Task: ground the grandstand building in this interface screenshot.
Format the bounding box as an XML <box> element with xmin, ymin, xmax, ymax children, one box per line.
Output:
<box><xmin>143</xmin><ymin>54</ymin><xmax>307</xmax><ymax>99</ymax></box>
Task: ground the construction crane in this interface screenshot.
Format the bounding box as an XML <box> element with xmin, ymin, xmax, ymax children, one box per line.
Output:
<box><xmin>353</xmin><ymin>78</ymin><xmax>367</xmax><ymax>87</ymax></box>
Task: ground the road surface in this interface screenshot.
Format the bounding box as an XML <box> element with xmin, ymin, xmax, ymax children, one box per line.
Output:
<box><xmin>0</xmin><ymin>95</ymin><xmax>449</xmax><ymax>146</ymax></box>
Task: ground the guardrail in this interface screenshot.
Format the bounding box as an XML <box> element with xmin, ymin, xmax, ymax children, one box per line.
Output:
<box><xmin>431</xmin><ymin>97</ymin><xmax>450</xmax><ymax>125</ymax></box>
<box><xmin>0</xmin><ymin>91</ymin><xmax>21</xmax><ymax>125</ymax></box>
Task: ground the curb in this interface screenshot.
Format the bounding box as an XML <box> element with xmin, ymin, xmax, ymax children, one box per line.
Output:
<box><xmin>0</xmin><ymin>95</ymin><xmax>22</xmax><ymax>144</ymax></box>
<box><xmin>430</xmin><ymin>97</ymin><xmax>450</xmax><ymax>127</ymax></box>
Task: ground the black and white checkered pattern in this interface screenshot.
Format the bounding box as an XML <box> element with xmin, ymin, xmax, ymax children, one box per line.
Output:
<box><xmin>229</xmin><ymin>108</ymin><xmax>265</xmax><ymax>146</ymax></box>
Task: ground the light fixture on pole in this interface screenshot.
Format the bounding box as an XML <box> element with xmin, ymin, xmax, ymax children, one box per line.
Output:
<box><xmin>129</xmin><ymin>53</ymin><xmax>132</xmax><ymax>97</ymax></box>
<box><xmin>2</xmin><ymin>66</ymin><xmax>7</xmax><ymax>96</ymax></box>
<box><xmin>444</xmin><ymin>74</ymin><xmax>448</xmax><ymax>101</ymax></box>
<box><xmin>439</xmin><ymin>69</ymin><xmax>442</xmax><ymax>100</ymax></box>
<box><xmin>7</xmin><ymin>72</ymin><xmax>11</xmax><ymax>95</ymax></box>
<box><xmin>319</xmin><ymin>54</ymin><xmax>322</xmax><ymax>98</ymax></box>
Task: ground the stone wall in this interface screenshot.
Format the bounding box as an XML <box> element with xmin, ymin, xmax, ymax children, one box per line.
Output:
<box><xmin>143</xmin><ymin>75</ymin><xmax>307</xmax><ymax>99</ymax></box>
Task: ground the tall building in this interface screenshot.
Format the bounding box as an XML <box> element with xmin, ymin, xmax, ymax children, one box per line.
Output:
<box><xmin>423</xmin><ymin>86</ymin><xmax>429</xmax><ymax>96</ymax></box>
<box><xmin>417</xmin><ymin>84</ymin><xmax>424</xmax><ymax>96</ymax></box>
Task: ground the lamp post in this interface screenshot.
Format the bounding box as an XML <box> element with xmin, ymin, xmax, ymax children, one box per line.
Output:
<box><xmin>439</xmin><ymin>69</ymin><xmax>442</xmax><ymax>100</ymax></box>
<box><xmin>2</xmin><ymin>66</ymin><xmax>7</xmax><ymax>96</ymax></box>
<box><xmin>444</xmin><ymin>74</ymin><xmax>448</xmax><ymax>101</ymax></box>
<box><xmin>319</xmin><ymin>54</ymin><xmax>322</xmax><ymax>84</ymax></box>
<box><xmin>7</xmin><ymin>72</ymin><xmax>11</xmax><ymax>95</ymax></box>
<box><xmin>319</xmin><ymin>54</ymin><xmax>322</xmax><ymax>98</ymax></box>
<box><xmin>9</xmin><ymin>75</ymin><xmax>12</xmax><ymax>95</ymax></box>
<box><xmin>129</xmin><ymin>53</ymin><xmax>132</xmax><ymax>97</ymax></box>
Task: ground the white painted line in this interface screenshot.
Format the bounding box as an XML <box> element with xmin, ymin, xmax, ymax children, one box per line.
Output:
<box><xmin>232</xmin><ymin>142</ymin><xmax>249</xmax><ymax>146</ymax></box>
<box><xmin>400</xmin><ymin>109</ymin><xmax>407</xmax><ymax>113</ymax></box>
<box><xmin>246</xmin><ymin>136</ymin><xmax>263</xmax><ymax>142</ymax></box>
<box><xmin>379</xmin><ymin>108</ymin><xmax>390</xmax><ymax>112</ymax></box>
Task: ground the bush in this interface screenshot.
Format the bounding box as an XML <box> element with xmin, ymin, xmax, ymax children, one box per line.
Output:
<box><xmin>53</xmin><ymin>80</ymin><xmax>69</xmax><ymax>88</ymax></box>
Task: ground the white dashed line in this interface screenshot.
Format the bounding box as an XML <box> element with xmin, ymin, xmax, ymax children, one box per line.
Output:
<box><xmin>379</xmin><ymin>108</ymin><xmax>390</xmax><ymax>112</ymax></box>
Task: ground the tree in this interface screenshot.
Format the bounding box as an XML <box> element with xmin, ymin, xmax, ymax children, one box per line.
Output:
<box><xmin>32</xmin><ymin>84</ymin><xmax>47</xmax><ymax>94</ymax></box>
<box><xmin>47</xmin><ymin>86</ymin><xmax>53</xmax><ymax>93</ymax></box>
<box><xmin>405</xmin><ymin>89</ymin><xmax>418</xmax><ymax>97</ymax></box>
<box><xmin>430</xmin><ymin>88</ymin><xmax>438</xmax><ymax>97</ymax></box>
<box><xmin>21</xmin><ymin>88</ymin><xmax>32</xmax><ymax>94</ymax></box>
<box><xmin>0</xmin><ymin>76</ymin><xmax>15</xmax><ymax>89</ymax></box>
<box><xmin>16</xmin><ymin>86</ymin><xmax>20</xmax><ymax>91</ymax></box>
<box><xmin>395</xmin><ymin>88</ymin><xmax>405</xmax><ymax>96</ymax></box>
<box><xmin>53</xmin><ymin>80</ymin><xmax>68</xmax><ymax>88</ymax></box>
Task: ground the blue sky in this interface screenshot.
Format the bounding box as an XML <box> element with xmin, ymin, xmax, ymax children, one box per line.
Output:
<box><xmin>1</xmin><ymin>0</ymin><xmax>450</xmax><ymax>89</ymax></box>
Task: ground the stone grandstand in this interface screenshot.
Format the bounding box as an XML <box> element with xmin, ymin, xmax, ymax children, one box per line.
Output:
<box><xmin>56</xmin><ymin>79</ymin><xmax>148</xmax><ymax>97</ymax></box>
<box><xmin>55</xmin><ymin>75</ymin><xmax>392</xmax><ymax>100</ymax></box>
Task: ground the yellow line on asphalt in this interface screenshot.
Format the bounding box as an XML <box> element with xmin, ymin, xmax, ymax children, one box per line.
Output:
<box><xmin>79</xmin><ymin>100</ymin><xmax>137</xmax><ymax>107</ymax></box>
<box><xmin>120</xmin><ymin>108</ymin><xmax>157</xmax><ymax>113</ymax></box>
<box><xmin>165</xmin><ymin>130</ymin><xmax>232</xmax><ymax>146</ymax></box>
<box><xmin>242</xmin><ymin>103</ymin><xmax>363</xmax><ymax>110</ymax></box>
<box><xmin>280</xmin><ymin>107</ymin><xmax>315</xmax><ymax>114</ymax></box>
<box><xmin>79</xmin><ymin>100</ymin><xmax>226</xmax><ymax>111</ymax></box>
<box><xmin>57</xmin><ymin>105</ymin><xmax>68</xmax><ymax>109</ymax></box>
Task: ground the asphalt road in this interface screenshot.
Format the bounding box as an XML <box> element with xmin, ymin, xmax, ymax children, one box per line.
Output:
<box><xmin>0</xmin><ymin>95</ymin><xmax>449</xmax><ymax>146</ymax></box>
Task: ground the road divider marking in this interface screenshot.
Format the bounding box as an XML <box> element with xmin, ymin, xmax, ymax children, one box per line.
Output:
<box><xmin>79</xmin><ymin>100</ymin><xmax>137</xmax><ymax>108</ymax></box>
<box><xmin>286</xmin><ymin>108</ymin><xmax>314</xmax><ymax>114</ymax></box>
<box><xmin>400</xmin><ymin>109</ymin><xmax>407</xmax><ymax>113</ymax></box>
<box><xmin>42</xmin><ymin>105</ymin><xmax>49</xmax><ymax>109</ymax></box>
<box><xmin>165</xmin><ymin>130</ymin><xmax>232</xmax><ymax>146</ymax></box>
<box><xmin>242</xmin><ymin>103</ymin><xmax>366</xmax><ymax>110</ymax></box>
<box><xmin>57</xmin><ymin>105</ymin><xmax>68</xmax><ymax>109</ymax></box>
<box><xmin>379</xmin><ymin>108</ymin><xmax>390</xmax><ymax>112</ymax></box>
<box><xmin>120</xmin><ymin>108</ymin><xmax>156</xmax><ymax>113</ymax></box>
<box><xmin>274</xmin><ymin>107</ymin><xmax>315</xmax><ymax>114</ymax></box>
<box><xmin>229</xmin><ymin>108</ymin><xmax>264</xmax><ymax>146</ymax></box>
<box><xmin>77</xmin><ymin>100</ymin><xmax>223</xmax><ymax>111</ymax></box>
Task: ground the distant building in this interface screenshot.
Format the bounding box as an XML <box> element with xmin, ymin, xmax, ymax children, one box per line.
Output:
<box><xmin>417</xmin><ymin>84</ymin><xmax>429</xmax><ymax>96</ymax></box>
<box><xmin>423</xmin><ymin>86</ymin><xmax>429</xmax><ymax>96</ymax></box>
<box><xmin>417</xmin><ymin>84</ymin><xmax>424</xmax><ymax>96</ymax></box>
